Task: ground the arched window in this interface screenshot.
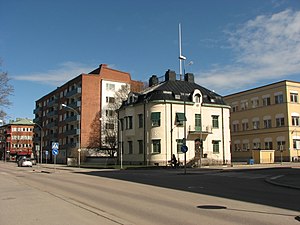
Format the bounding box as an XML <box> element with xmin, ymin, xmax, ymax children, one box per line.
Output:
<box><xmin>194</xmin><ymin>94</ymin><xmax>201</xmax><ymax>103</ymax></box>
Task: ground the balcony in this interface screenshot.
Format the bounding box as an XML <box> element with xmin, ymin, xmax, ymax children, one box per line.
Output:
<box><xmin>33</xmin><ymin>107</ymin><xmax>42</xmax><ymax>114</ymax></box>
<box><xmin>45</xmin><ymin>122</ymin><xmax>56</xmax><ymax>129</ymax></box>
<box><xmin>64</xmin><ymin>128</ymin><xmax>80</xmax><ymax>136</ymax></box>
<box><xmin>69</xmin><ymin>101</ymin><xmax>81</xmax><ymax>109</ymax></box>
<box><xmin>65</xmin><ymin>115</ymin><xmax>80</xmax><ymax>123</ymax></box>
<box><xmin>33</xmin><ymin>117</ymin><xmax>41</xmax><ymax>124</ymax></box>
<box><xmin>46</xmin><ymin>110</ymin><xmax>58</xmax><ymax>118</ymax></box>
<box><xmin>48</xmin><ymin>98</ymin><xmax>58</xmax><ymax>107</ymax></box>
<box><xmin>66</xmin><ymin>87</ymin><xmax>81</xmax><ymax>98</ymax></box>
<box><xmin>61</xmin><ymin>142</ymin><xmax>78</xmax><ymax>149</ymax></box>
<box><xmin>188</xmin><ymin>125</ymin><xmax>212</xmax><ymax>134</ymax></box>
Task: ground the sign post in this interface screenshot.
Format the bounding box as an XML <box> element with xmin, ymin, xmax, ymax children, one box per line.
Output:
<box><xmin>181</xmin><ymin>143</ymin><xmax>188</xmax><ymax>174</ymax></box>
<box><xmin>52</xmin><ymin>142</ymin><xmax>59</xmax><ymax>172</ymax></box>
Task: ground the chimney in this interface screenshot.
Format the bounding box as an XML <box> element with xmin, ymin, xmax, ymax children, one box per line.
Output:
<box><xmin>149</xmin><ymin>75</ymin><xmax>159</xmax><ymax>87</ymax></box>
<box><xmin>184</xmin><ymin>73</ymin><xmax>194</xmax><ymax>83</ymax></box>
<box><xmin>165</xmin><ymin>69</ymin><xmax>176</xmax><ymax>81</ymax></box>
<box><xmin>100</xmin><ymin>64</ymin><xmax>108</xmax><ymax>69</ymax></box>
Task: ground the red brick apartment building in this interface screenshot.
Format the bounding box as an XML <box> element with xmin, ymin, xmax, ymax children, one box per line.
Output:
<box><xmin>33</xmin><ymin>64</ymin><xmax>143</xmax><ymax>164</ymax></box>
<box><xmin>0</xmin><ymin>118</ymin><xmax>34</xmax><ymax>161</ymax></box>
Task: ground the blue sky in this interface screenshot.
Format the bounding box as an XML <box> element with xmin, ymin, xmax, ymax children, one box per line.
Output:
<box><xmin>1</xmin><ymin>0</ymin><xmax>300</xmax><ymax>121</ymax></box>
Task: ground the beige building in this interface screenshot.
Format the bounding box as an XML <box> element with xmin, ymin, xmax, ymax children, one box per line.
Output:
<box><xmin>118</xmin><ymin>70</ymin><xmax>231</xmax><ymax>166</ymax></box>
<box><xmin>224</xmin><ymin>80</ymin><xmax>300</xmax><ymax>163</ymax></box>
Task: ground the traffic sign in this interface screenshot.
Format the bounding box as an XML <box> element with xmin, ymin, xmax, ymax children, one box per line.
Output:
<box><xmin>181</xmin><ymin>145</ymin><xmax>188</xmax><ymax>153</ymax></box>
<box><xmin>52</xmin><ymin>149</ymin><xmax>59</xmax><ymax>156</ymax></box>
<box><xmin>52</xmin><ymin>142</ymin><xmax>59</xmax><ymax>150</ymax></box>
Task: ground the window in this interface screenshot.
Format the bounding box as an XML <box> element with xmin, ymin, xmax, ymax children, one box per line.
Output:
<box><xmin>263</xmin><ymin>97</ymin><xmax>271</xmax><ymax>106</ymax></box>
<box><xmin>152</xmin><ymin>140</ymin><xmax>161</xmax><ymax>153</ymax></box>
<box><xmin>293</xmin><ymin>139</ymin><xmax>300</xmax><ymax>149</ymax></box>
<box><xmin>106</xmin><ymin>83</ymin><xmax>115</xmax><ymax>91</ymax></box>
<box><xmin>232</xmin><ymin>105</ymin><xmax>238</xmax><ymax>112</ymax></box>
<box><xmin>106</xmin><ymin>110</ymin><xmax>114</xmax><ymax>117</ymax></box>
<box><xmin>176</xmin><ymin>139</ymin><xmax>184</xmax><ymax>153</ymax></box>
<box><xmin>276</xmin><ymin>117</ymin><xmax>285</xmax><ymax>127</ymax></box>
<box><xmin>242</xmin><ymin>143</ymin><xmax>249</xmax><ymax>151</ymax></box>
<box><xmin>233</xmin><ymin>124</ymin><xmax>239</xmax><ymax>132</ymax></box>
<box><xmin>194</xmin><ymin>94</ymin><xmax>201</xmax><ymax>103</ymax></box>
<box><xmin>176</xmin><ymin>112</ymin><xmax>186</xmax><ymax>126</ymax></box>
<box><xmin>253</xmin><ymin>142</ymin><xmax>261</xmax><ymax>150</ymax></box>
<box><xmin>195</xmin><ymin>114</ymin><xmax>201</xmax><ymax>131</ymax></box>
<box><xmin>292</xmin><ymin>116</ymin><xmax>300</xmax><ymax>126</ymax></box>
<box><xmin>128</xmin><ymin>141</ymin><xmax>133</xmax><ymax>154</ymax></box>
<box><xmin>275</xmin><ymin>94</ymin><xmax>284</xmax><ymax>104</ymax></box>
<box><xmin>290</xmin><ymin>92</ymin><xmax>298</xmax><ymax>103</ymax></box>
<box><xmin>277</xmin><ymin>141</ymin><xmax>285</xmax><ymax>151</ymax></box>
<box><xmin>240</xmin><ymin>101</ymin><xmax>248</xmax><ymax>110</ymax></box>
<box><xmin>106</xmin><ymin>97</ymin><xmax>115</xmax><ymax>103</ymax></box>
<box><xmin>212</xmin><ymin>115</ymin><xmax>219</xmax><ymax>128</ymax></box>
<box><xmin>138</xmin><ymin>114</ymin><xmax>143</xmax><ymax>128</ymax></box>
<box><xmin>242</xmin><ymin>122</ymin><xmax>249</xmax><ymax>131</ymax></box>
<box><xmin>125</xmin><ymin>116</ymin><xmax>133</xmax><ymax>129</ymax></box>
<box><xmin>106</xmin><ymin>123</ymin><xmax>114</xmax><ymax>130</ymax></box>
<box><xmin>265</xmin><ymin>142</ymin><xmax>273</xmax><ymax>150</ymax></box>
<box><xmin>234</xmin><ymin>144</ymin><xmax>240</xmax><ymax>151</ymax></box>
<box><xmin>251</xmin><ymin>99</ymin><xmax>259</xmax><ymax>108</ymax></box>
<box><xmin>212</xmin><ymin>140</ymin><xmax>220</xmax><ymax>153</ymax></box>
<box><xmin>253</xmin><ymin>121</ymin><xmax>260</xmax><ymax>129</ymax></box>
<box><xmin>151</xmin><ymin>112</ymin><xmax>161</xmax><ymax>127</ymax></box>
<box><xmin>138</xmin><ymin>140</ymin><xmax>143</xmax><ymax>154</ymax></box>
<box><xmin>264</xmin><ymin>119</ymin><xmax>272</xmax><ymax>128</ymax></box>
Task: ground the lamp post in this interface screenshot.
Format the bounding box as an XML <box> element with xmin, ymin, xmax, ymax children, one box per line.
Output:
<box><xmin>118</xmin><ymin>119</ymin><xmax>123</xmax><ymax>169</ymax></box>
<box><xmin>62</xmin><ymin>104</ymin><xmax>81</xmax><ymax>167</ymax></box>
<box><xmin>32</xmin><ymin>122</ymin><xmax>43</xmax><ymax>166</ymax></box>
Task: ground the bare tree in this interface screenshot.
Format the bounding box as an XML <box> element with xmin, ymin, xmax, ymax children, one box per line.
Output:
<box><xmin>87</xmin><ymin>84</ymin><xmax>130</xmax><ymax>156</ymax></box>
<box><xmin>0</xmin><ymin>62</ymin><xmax>14</xmax><ymax>119</ymax></box>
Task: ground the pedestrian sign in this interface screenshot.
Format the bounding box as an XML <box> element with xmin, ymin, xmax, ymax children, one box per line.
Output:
<box><xmin>52</xmin><ymin>142</ymin><xmax>59</xmax><ymax>150</ymax></box>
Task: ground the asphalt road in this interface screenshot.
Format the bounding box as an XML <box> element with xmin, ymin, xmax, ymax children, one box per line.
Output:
<box><xmin>0</xmin><ymin>163</ymin><xmax>299</xmax><ymax>225</ymax></box>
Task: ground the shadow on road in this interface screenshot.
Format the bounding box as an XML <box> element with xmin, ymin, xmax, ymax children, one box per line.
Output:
<box><xmin>76</xmin><ymin>167</ymin><xmax>300</xmax><ymax>212</ymax></box>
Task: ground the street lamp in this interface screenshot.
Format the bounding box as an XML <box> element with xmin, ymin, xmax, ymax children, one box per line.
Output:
<box><xmin>33</xmin><ymin>122</ymin><xmax>43</xmax><ymax>166</ymax></box>
<box><xmin>118</xmin><ymin>119</ymin><xmax>123</xmax><ymax>169</ymax></box>
<box><xmin>62</xmin><ymin>103</ymin><xmax>81</xmax><ymax>167</ymax></box>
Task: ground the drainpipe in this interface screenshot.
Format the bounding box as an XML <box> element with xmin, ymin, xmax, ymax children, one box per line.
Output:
<box><xmin>222</xmin><ymin>107</ymin><xmax>225</xmax><ymax>164</ymax></box>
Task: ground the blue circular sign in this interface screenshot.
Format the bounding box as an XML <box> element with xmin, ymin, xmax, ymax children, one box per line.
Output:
<box><xmin>52</xmin><ymin>149</ymin><xmax>59</xmax><ymax>155</ymax></box>
<box><xmin>181</xmin><ymin>145</ymin><xmax>188</xmax><ymax>153</ymax></box>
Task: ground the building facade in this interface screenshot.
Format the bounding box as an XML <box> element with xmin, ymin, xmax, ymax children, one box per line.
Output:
<box><xmin>224</xmin><ymin>80</ymin><xmax>300</xmax><ymax>162</ymax></box>
<box><xmin>33</xmin><ymin>64</ymin><xmax>143</xmax><ymax>164</ymax></box>
<box><xmin>0</xmin><ymin>118</ymin><xmax>34</xmax><ymax>161</ymax></box>
<box><xmin>118</xmin><ymin>70</ymin><xmax>231</xmax><ymax>166</ymax></box>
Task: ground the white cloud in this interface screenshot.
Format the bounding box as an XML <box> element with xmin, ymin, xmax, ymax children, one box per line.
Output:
<box><xmin>196</xmin><ymin>9</ymin><xmax>300</xmax><ymax>94</ymax></box>
<box><xmin>13</xmin><ymin>62</ymin><xmax>95</xmax><ymax>86</ymax></box>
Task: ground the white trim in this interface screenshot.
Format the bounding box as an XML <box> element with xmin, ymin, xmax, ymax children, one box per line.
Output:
<box><xmin>263</xmin><ymin>115</ymin><xmax>271</xmax><ymax>120</ymax></box>
<box><xmin>275</xmin><ymin>113</ymin><xmax>284</xmax><ymax>118</ymax></box>
<box><xmin>276</xmin><ymin>136</ymin><xmax>285</xmax><ymax>141</ymax></box>
<box><xmin>264</xmin><ymin>137</ymin><xmax>272</xmax><ymax>142</ymax></box>
<box><xmin>252</xmin><ymin>117</ymin><xmax>259</xmax><ymax>121</ymax></box>
<box><xmin>291</xmin><ymin>112</ymin><xmax>300</xmax><ymax>117</ymax></box>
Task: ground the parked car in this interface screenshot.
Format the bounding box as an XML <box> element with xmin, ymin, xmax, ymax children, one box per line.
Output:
<box><xmin>17</xmin><ymin>158</ymin><xmax>33</xmax><ymax>167</ymax></box>
<box><xmin>29</xmin><ymin>158</ymin><xmax>37</xmax><ymax>165</ymax></box>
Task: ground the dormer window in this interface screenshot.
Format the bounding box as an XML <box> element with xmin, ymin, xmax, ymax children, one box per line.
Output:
<box><xmin>194</xmin><ymin>94</ymin><xmax>201</xmax><ymax>103</ymax></box>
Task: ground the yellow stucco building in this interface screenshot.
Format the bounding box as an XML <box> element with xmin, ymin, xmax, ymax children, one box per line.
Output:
<box><xmin>225</xmin><ymin>80</ymin><xmax>300</xmax><ymax>163</ymax></box>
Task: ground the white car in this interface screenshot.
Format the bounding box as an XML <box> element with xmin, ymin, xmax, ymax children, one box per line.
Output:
<box><xmin>20</xmin><ymin>158</ymin><xmax>33</xmax><ymax>167</ymax></box>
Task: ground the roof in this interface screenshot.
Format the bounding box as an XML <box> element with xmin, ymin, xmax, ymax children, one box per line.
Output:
<box><xmin>8</xmin><ymin>118</ymin><xmax>33</xmax><ymax>126</ymax></box>
<box><xmin>121</xmin><ymin>79</ymin><xmax>227</xmax><ymax>107</ymax></box>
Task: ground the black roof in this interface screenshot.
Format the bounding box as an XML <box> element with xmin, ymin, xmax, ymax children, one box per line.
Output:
<box><xmin>122</xmin><ymin>79</ymin><xmax>227</xmax><ymax>107</ymax></box>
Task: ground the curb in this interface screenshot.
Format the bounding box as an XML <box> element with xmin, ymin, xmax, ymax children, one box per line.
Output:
<box><xmin>265</xmin><ymin>175</ymin><xmax>300</xmax><ymax>190</ymax></box>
